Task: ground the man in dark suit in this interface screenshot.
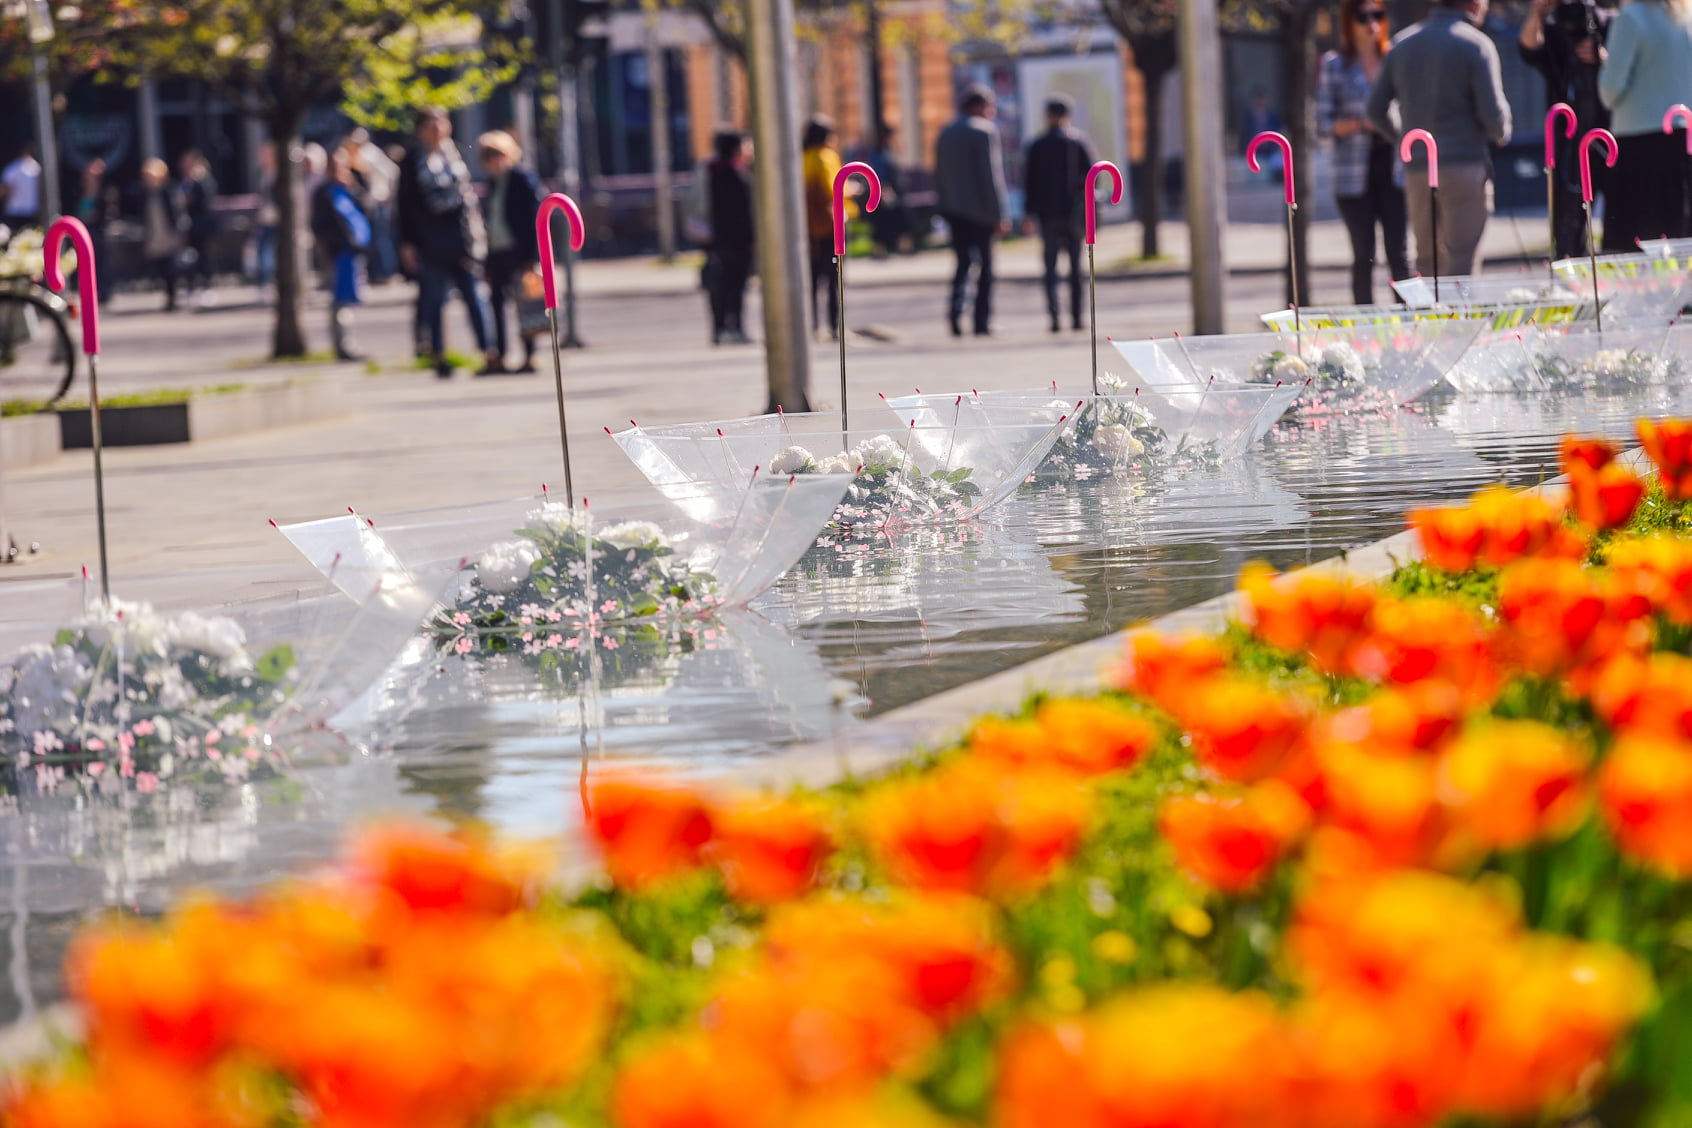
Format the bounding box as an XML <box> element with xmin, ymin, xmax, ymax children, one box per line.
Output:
<box><xmin>1023</xmin><ymin>95</ymin><xmax>1096</xmax><ymax>334</ymax></box>
<box><xmin>934</xmin><ymin>84</ymin><xmax>1009</xmax><ymax>337</ymax></box>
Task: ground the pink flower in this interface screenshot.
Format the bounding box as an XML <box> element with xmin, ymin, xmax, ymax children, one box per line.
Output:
<box><xmin>87</xmin><ymin>762</ymin><xmax>106</xmax><ymax>777</ymax></box>
<box><xmin>244</xmin><ymin>746</ymin><xmax>261</xmax><ymax>761</ymax></box>
<box><xmin>119</xmin><ymin>756</ymin><xmax>134</xmax><ymax>778</ymax></box>
<box><xmin>136</xmin><ymin>772</ymin><xmax>159</xmax><ymax>794</ymax></box>
<box><xmin>132</xmin><ymin>720</ymin><xmax>156</xmax><ymax>737</ymax></box>
<box><xmin>453</xmin><ymin>612</ymin><xmax>471</xmax><ymax>626</ymax></box>
<box><xmin>565</xmin><ymin>637</ymin><xmax>581</xmax><ymax>649</ymax></box>
<box><xmin>207</xmin><ymin>746</ymin><xmax>222</xmax><ymax>762</ymax></box>
<box><xmin>704</xmin><ymin>629</ymin><xmax>718</xmax><ymax>641</ymax></box>
<box><xmin>86</xmin><ymin>738</ymin><xmax>105</xmax><ymax>752</ymax></box>
<box><xmin>118</xmin><ymin>731</ymin><xmax>135</xmax><ymax>752</ymax></box>
<box><xmin>523</xmin><ymin>632</ymin><xmax>533</xmax><ymax>642</ymax></box>
<box><xmin>603</xmin><ymin>637</ymin><xmax>621</xmax><ymax>650</ymax></box>
<box><xmin>205</xmin><ymin>730</ymin><xmax>220</xmax><ymax>745</ymax></box>
<box><xmin>455</xmin><ymin>637</ymin><xmax>474</xmax><ymax>655</ymax></box>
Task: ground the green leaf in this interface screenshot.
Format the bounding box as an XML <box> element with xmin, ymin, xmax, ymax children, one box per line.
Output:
<box><xmin>254</xmin><ymin>644</ymin><xmax>297</xmax><ymax>683</ymax></box>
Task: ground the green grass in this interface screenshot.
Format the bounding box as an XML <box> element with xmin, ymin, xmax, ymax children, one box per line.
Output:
<box><xmin>1</xmin><ymin>382</ymin><xmax>249</xmax><ymax>417</ymax></box>
<box><xmin>411</xmin><ymin>349</ymin><xmax>480</xmax><ymax>373</ymax></box>
<box><xmin>229</xmin><ymin>351</ymin><xmax>340</xmax><ymax>370</ymax></box>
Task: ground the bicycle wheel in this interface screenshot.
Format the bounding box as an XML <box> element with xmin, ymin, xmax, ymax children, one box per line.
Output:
<box><xmin>0</xmin><ymin>292</ymin><xmax>76</xmax><ymax>405</ymax></box>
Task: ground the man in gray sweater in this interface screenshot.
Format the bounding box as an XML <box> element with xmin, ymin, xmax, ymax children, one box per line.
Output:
<box><xmin>935</xmin><ymin>85</ymin><xmax>1010</xmax><ymax>336</ymax></box>
<box><xmin>1366</xmin><ymin>0</ymin><xmax>1512</xmax><ymax>278</ymax></box>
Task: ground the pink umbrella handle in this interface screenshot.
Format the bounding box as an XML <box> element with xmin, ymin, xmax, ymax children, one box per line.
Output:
<box><xmin>1246</xmin><ymin>131</ymin><xmax>1296</xmax><ymax>207</ymax></box>
<box><xmin>535</xmin><ymin>193</ymin><xmax>586</xmax><ymax>312</ymax></box>
<box><xmin>1084</xmin><ymin>160</ymin><xmax>1124</xmax><ymax>245</ymax></box>
<box><xmin>1579</xmin><ymin>128</ymin><xmax>1618</xmax><ymax>203</ymax></box>
<box><xmin>832</xmin><ymin>161</ymin><xmax>881</xmax><ymax>257</ymax></box>
<box><xmin>43</xmin><ymin>216</ymin><xmax>100</xmax><ymax>356</ymax></box>
<box><xmin>1545</xmin><ymin>103</ymin><xmax>1577</xmax><ymax>169</ymax></box>
<box><xmin>1665</xmin><ymin>104</ymin><xmax>1692</xmax><ymax>153</ymax></box>
<box><xmin>1400</xmin><ymin>129</ymin><xmax>1439</xmax><ymax>189</ymax></box>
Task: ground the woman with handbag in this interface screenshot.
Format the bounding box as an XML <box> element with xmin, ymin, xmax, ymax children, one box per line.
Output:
<box><xmin>478</xmin><ymin>131</ymin><xmax>544</xmax><ymax>374</ymax></box>
<box><xmin>311</xmin><ymin>146</ymin><xmax>373</xmax><ymax>361</ymax></box>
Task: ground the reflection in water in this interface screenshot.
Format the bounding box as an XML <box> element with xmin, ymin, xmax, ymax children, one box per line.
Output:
<box><xmin>3</xmin><ymin>386</ymin><xmax>1690</xmax><ymax>1017</ymax></box>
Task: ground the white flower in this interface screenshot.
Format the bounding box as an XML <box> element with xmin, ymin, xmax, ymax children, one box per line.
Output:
<box><xmin>1505</xmin><ymin>287</ymin><xmax>1540</xmax><ymax>304</ymax></box>
<box><xmin>166</xmin><ymin>610</ymin><xmax>249</xmax><ymax>665</ymax></box>
<box><xmin>1093</xmin><ymin>423</ymin><xmax>1143</xmax><ymax>460</ymax></box>
<box><xmin>815</xmin><ymin>453</ymin><xmax>858</xmax><ymax>475</ymax></box>
<box><xmin>475</xmin><ymin>539</ymin><xmax>543</xmax><ymax>593</ymax></box>
<box><xmin>1272</xmin><ymin>354</ymin><xmax>1311</xmax><ymax>383</ymax></box>
<box><xmin>854</xmin><ymin>433</ymin><xmax>905</xmax><ymax>473</ymax></box>
<box><xmin>598</xmin><ymin>520</ymin><xmax>666</xmax><ymax>552</ymax></box>
<box><xmin>1097</xmin><ymin>371</ymin><xmax>1126</xmax><ymax>393</ymax></box>
<box><xmin>3</xmin><ymin>643</ymin><xmax>91</xmax><ymax>738</ymax></box>
<box><xmin>1319</xmin><ymin>343</ymin><xmax>1366</xmax><ymax>385</ymax></box>
<box><xmin>768</xmin><ymin>446</ymin><xmax>816</xmax><ymax>475</ymax></box>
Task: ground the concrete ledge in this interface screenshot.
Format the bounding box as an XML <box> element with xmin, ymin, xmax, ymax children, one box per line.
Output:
<box><xmin>189</xmin><ymin>378</ymin><xmax>346</xmax><ymax>442</ymax></box>
<box><xmin>0</xmin><ymin>414</ymin><xmax>63</xmax><ymax>470</ymax></box>
<box><xmin>56</xmin><ymin>378</ymin><xmax>347</xmax><ymax>450</ymax></box>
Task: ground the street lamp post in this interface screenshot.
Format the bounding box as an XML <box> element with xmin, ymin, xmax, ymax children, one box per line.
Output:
<box><xmin>24</xmin><ymin>0</ymin><xmax>60</xmax><ymax>225</ymax></box>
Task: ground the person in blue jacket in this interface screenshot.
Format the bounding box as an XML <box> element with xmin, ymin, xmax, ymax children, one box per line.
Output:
<box><xmin>311</xmin><ymin>146</ymin><xmax>373</xmax><ymax>362</ymax></box>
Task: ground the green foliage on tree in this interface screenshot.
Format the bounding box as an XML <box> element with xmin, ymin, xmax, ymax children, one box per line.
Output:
<box><xmin>116</xmin><ymin>0</ymin><xmax>527</xmax><ymax>358</ymax></box>
<box><xmin>0</xmin><ymin>0</ymin><xmax>150</xmax><ymax>89</ymax></box>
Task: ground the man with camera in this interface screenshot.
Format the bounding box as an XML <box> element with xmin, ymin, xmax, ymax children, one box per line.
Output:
<box><xmin>1520</xmin><ymin>0</ymin><xmax>1612</xmax><ymax>258</ymax></box>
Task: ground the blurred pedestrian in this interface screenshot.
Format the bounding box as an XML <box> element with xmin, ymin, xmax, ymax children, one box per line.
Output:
<box><xmin>1</xmin><ymin>141</ymin><xmax>42</xmax><ymax>229</ymax></box>
<box><xmin>177</xmin><ymin>150</ymin><xmax>220</xmax><ymax>306</ymax></box>
<box><xmin>1598</xmin><ymin>0</ymin><xmax>1692</xmax><ymax>248</ymax></box>
<box><xmin>706</xmin><ymin>128</ymin><xmax>755</xmax><ymax>344</ymax></box>
<box><xmin>1243</xmin><ymin>89</ymin><xmax>1286</xmax><ymax>181</ymax></box>
<box><xmin>74</xmin><ymin>159</ymin><xmax>117</xmax><ymax>305</ymax></box>
<box><xmin>1022</xmin><ymin>95</ymin><xmax>1094</xmax><ymax>333</ymax></box>
<box><xmin>1366</xmin><ymin>0</ymin><xmax>1512</xmax><ymax>278</ymax></box>
<box><xmin>857</xmin><ymin>124</ymin><xmax>910</xmax><ymax>256</ymax></box>
<box><xmin>477</xmin><ymin>129</ymin><xmax>542</xmax><ymax>374</ymax></box>
<box><xmin>310</xmin><ymin>145</ymin><xmax>373</xmax><ymax>361</ymax></box>
<box><xmin>935</xmin><ymin>84</ymin><xmax>1009</xmax><ymax>337</ymax></box>
<box><xmin>801</xmin><ymin>115</ymin><xmax>849</xmax><ymax>340</ymax></box>
<box><xmin>253</xmin><ymin>142</ymin><xmax>279</xmax><ymax>295</ymax></box>
<box><xmin>1318</xmin><ymin>0</ymin><xmax>1410</xmax><ymax>304</ymax></box>
<box><xmin>133</xmin><ymin>158</ymin><xmax>186</xmax><ymax>312</ymax></box>
<box><xmin>396</xmin><ymin>107</ymin><xmax>496</xmax><ymax>379</ymax></box>
<box><xmin>1519</xmin><ymin>0</ymin><xmax>1612</xmax><ymax>257</ymax></box>
<box><xmin>344</xmin><ymin>128</ymin><xmax>400</xmax><ymax>283</ymax></box>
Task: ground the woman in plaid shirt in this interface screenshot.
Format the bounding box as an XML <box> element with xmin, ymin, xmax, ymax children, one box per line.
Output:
<box><xmin>1317</xmin><ymin>0</ymin><xmax>1410</xmax><ymax>304</ymax></box>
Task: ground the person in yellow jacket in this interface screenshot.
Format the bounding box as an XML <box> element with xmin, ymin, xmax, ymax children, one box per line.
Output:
<box><xmin>801</xmin><ymin>115</ymin><xmax>856</xmax><ymax>340</ymax></box>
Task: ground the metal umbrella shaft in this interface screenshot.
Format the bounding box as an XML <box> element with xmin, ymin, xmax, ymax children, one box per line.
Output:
<box><xmin>1087</xmin><ymin>243</ymin><xmax>1098</xmax><ymax>396</ymax></box>
<box><xmin>87</xmin><ymin>354</ymin><xmax>110</xmax><ymax>601</ymax></box>
<box><xmin>837</xmin><ymin>253</ymin><xmax>848</xmax><ymax>444</ymax></box>
<box><xmin>1587</xmin><ymin>201</ymin><xmax>1603</xmax><ymax>332</ymax></box>
<box><xmin>547</xmin><ymin>308</ymin><xmax>575</xmax><ymax>506</ymax></box>
<box><xmin>1431</xmin><ymin>188</ymin><xmax>1441</xmax><ymax>304</ymax></box>
<box><xmin>1286</xmin><ymin>201</ymin><xmax>1301</xmax><ymax>335</ymax></box>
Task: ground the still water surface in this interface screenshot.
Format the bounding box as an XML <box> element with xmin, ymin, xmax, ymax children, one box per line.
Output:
<box><xmin>1</xmin><ymin>386</ymin><xmax>1685</xmax><ymax>1020</ymax></box>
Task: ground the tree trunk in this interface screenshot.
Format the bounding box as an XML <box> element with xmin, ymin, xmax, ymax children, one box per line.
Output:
<box><xmin>269</xmin><ymin>116</ymin><xmax>308</xmax><ymax>359</ymax></box>
<box><xmin>1129</xmin><ymin>32</ymin><xmax>1177</xmax><ymax>260</ymax></box>
<box><xmin>1282</xmin><ymin>4</ymin><xmax>1316</xmax><ymax>307</ymax></box>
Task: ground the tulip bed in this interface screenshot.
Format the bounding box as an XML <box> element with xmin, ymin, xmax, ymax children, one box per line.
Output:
<box><xmin>11</xmin><ymin>418</ymin><xmax>1692</xmax><ymax>1128</ymax></box>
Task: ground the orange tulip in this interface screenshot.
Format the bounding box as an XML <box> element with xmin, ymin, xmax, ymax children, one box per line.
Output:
<box><xmin>857</xmin><ymin>760</ymin><xmax>1089</xmax><ymax>899</ymax></box>
<box><xmin>1168</xmin><ymin>675</ymin><xmax>1310</xmax><ymax>783</ymax></box>
<box><xmin>1284</xmin><ymin>989</ymin><xmax>1460</xmax><ymax>1128</ymax></box>
<box><xmin>1158</xmin><ymin>780</ymin><xmax>1310</xmax><ymax>893</ymax></box>
<box><xmin>1567</xmin><ymin>460</ymin><xmax>1646</xmax><ymax>531</ymax></box>
<box><xmin>1638</xmin><ymin>416</ymin><xmax>1692</xmax><ymax>499</ymax></box>
<box><xmin>763</xmin><ymin>895</ymin><xmax>1014</xmax><ymax>1024</ymax></box>
<box><xmin>584</xmin><ymin>776</ymin><xmax>714</xmax><ymax>890</ymax></box>
<box><xmin>709</xmin><ymin>795</ymin><xmax>834</xmax><ymax>904</ymax></box>
<box><xmin>612</xmin><ymin>1033</ymin><xmax>793</xmax><ymax>1128</ymax></box>
<box><xmin>1454</xmin><ymin>936</ymin><xmax>1652</xmax><ymax>1119</ymax></box>
<box><xmin>1114</xmin><ymin>631</ymin><xmax>1232</xmax><ymax>705</ymax></box>
<box><xmin>1307</xmin><ymin>739</ymin><xmax>1446</xmax><ymax>870</ymax></box>
<box><xmin>969</xmin><ymin>698</ymin><xmax>1160</xmax><ymax>778</ymax></box>
<box><xmin>1496</xmin><ymin>558</ymin><xmax>1650</xmax><ymax>686</ymax></box>
<box><xmin>1239</xmin><ymin>562</ymin><xmax>1380</xmax><ymax>676</ymax></box>
<box><xmin>1605</xmin><ymin>534</ymin><xmax>1692</xmax><ymax>625</ymax></box>
<box><xmin>1348</xmin><ymin>597</ymin><xmax>1498</xmax><ymax>704</ymax></box>
<box><xmin>1558</xmin><ymin>435</ymin><xmax>1618</xmax><ymax>475</ymax></box>
<box><xmin>347</xmin><ymin>823</ymin><xmax>532</xmax><ymax>917</ymax></box>
<box><xmin>996</xmin><ymin>986</ymin><xmax>1289</xmax><ymax>1128</ymax></box>
<box><xmin>1590</xmin><ymin>652</ymin><xmax>1692</xmax><ymax>740</ymax></box>
<box><xmin>1599</xmin><ymin>733</ymin><xmax>1692</xmax><ymax>877</ymax></box>
<box><xmin>1320</xmin><ymin>682</ymin><xmax>1466</xmax><ymax>755</ymax></box>
<box><xmin>1409</xmin><ymin>487</ymin><xmax>1584</xmax><ymax>574</ymax></box>
<box><xmin>1434</xmin><ymin>720</ymin><xmax>1589</xmax><ymax>855</ymax></box>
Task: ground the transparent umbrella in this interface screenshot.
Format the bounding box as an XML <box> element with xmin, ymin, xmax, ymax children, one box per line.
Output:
<box><xmin>1552</xmin><ymin>252</ymin><xmax>1692</xmax><ymax>325</ymax></box>
<box><xmin>1443</xmin><ymin>320</ymin><xmax>1684</xmax><ymax>395</ymax></box>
